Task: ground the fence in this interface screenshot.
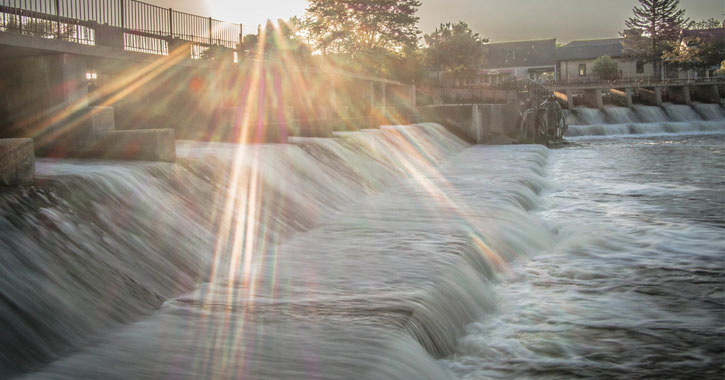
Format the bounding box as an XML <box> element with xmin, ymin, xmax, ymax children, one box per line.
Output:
<box><xmin>0</xmin><ymin>0</ymin><xmax>242</xmax><ymax>55</ymax></box>
<box><xmin>417</xmin><ymin>78</ymin><xmax>553</xmax><ymax>107</ymax></box>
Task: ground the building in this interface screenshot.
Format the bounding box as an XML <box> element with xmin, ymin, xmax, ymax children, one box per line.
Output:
<box><xmin>478</xmin><ymin>38</ymin><xmax>557</xmax><ymax>84</ymax></box>
<box><xmin>556</xmin><ymin>38</ymin><xmax>655</xmax><ymax>83</ymax></box>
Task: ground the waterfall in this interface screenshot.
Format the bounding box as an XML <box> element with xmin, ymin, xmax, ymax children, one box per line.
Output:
<box><xmin>603</xmin><ymin>106</ymin><xmax>640</xmax><ymax>124</ymax></box>
<box><xmin>565</xmin><ymin>103</ymin><xmax>725</xmax><ymax>137</ymax></box>
<box><xmin>1</xmin><ymin>124</ymin><xmax>555</xmax><ymax>379</ymax></box>
<box><xmin>693</xmin><ymin>103</ymin><xmax>725</xmax><ymax>120</ymax></box>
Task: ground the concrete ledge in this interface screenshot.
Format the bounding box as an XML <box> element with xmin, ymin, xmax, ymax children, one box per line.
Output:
<box><xmin>0</xmin><ymin>138</ymin><xmax>35</xmax><ymax>185</ymax></box>
<box><xmin>58</xmin><ymin>129</ymin><xmax>176</xmax><ymax>161</ymax></box>
<box><xmin>286</xmin><ymin>119</ymin><xmax>334</xmax><ymax>138</ymax></box>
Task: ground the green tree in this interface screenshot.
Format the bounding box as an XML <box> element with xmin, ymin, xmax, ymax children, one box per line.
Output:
<box><xmin>689</xmin><ymin>18</ymin><xmax>722</xmax><ymax>30</ymax></box>
<box><xmin>303</xmin><ymin>0</ymin><xmax>421</xmax><ymax>58</ymax></box>
<box><xmin>424</xmin><ymin>21</ymin><xmax>487</xmax><ymax>84</ymax></box>
<box><xmin>621</xmin><ymin>0</ymin><xmax>689</xmax><ymax>78</ymax></box>
<box><xmin>592</xmin><ymin>56</ymin><xmax>619</xmax><ymax>80</ymax></box>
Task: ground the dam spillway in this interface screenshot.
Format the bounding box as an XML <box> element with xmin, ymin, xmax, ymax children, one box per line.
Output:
<box><xmin>1</xmin><ymin>120</ymin><xmax>724</xmax><ymax>379</ymax></box>
<box><xmin>565</xmin><ymin>103</ymin><xmax>725</xmax><ymax>137</ymax></box>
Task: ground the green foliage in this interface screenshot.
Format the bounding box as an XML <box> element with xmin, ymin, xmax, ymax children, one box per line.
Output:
<box><xmin>689</xmin><ymin>18</ymin><xmax>722</xmax><ymax>30</ymax></box>
<box><xmin>621</xmin><ymin>0</ymin><xmax>689</xmax><ymax>74</ymax></box>
<box><xmin>591</xmin><ymin>56</ymin><xmax>619</xmax><ymax>80</ymax></box>
<box><xmin>303</xmin><ymin>0</ymin><xmax>421</xmax><ymax>57</ymax></box>
<box><xmin>424</xmin><ymin>21</ymin><xmax>487</xmax><ymax>80</ymax></box>
<box><xmin>236</xmin><ymin>20</ymin><xmax>311</xmax><ymax>63</ymax></box>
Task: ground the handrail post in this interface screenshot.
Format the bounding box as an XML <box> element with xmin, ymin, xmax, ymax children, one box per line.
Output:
<box><xmin>120</xmin><ymin>0</ymin><xmax>125</xmax><ymax>30</ymax></box>
<box><xmin>168</xmin><ymin>8</ymin><xmax>172</xmax><ymax>38</ymax></box>
<box><xmin>55</xmin><ymin>0</ymin><xmax>61</xmax><ymax>38</ymax></box>
<box><xmin>208</xmin><ymin>16</ymin><xmax>212</xmax><ymax>45</ymax></box>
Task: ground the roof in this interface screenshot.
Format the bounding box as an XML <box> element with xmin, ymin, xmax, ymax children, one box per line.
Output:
<box><xmin>482</xmin><ymin>38</ymin><xmax>557</xmax><ymax>69</ymax></box>
<box><xmin>557</xmin><ymin>38</ymin><xmax>623</xmax><ymax>61</ymax></box>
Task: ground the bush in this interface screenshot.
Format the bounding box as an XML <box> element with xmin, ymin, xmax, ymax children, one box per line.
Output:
<box><xmin>592</xmin><ymin>56</ymin><xmax>619</xmax><ymax>80</ymax></box>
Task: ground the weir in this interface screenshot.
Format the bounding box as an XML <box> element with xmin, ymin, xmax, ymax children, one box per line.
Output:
<box><xmin>0</xmin><ymin>124</ymin><xmax>556</xmax><ymax>378</ymax></box>
<box><xmin>565</xmin><ymin>103</ymin><xmax>725</xmax><ymax>137</ymax></box>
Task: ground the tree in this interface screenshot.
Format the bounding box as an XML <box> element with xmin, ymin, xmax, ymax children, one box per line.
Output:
<box><xmin>667</xmin><ymin>29</ymin><xmax>725</xmax><ymax>72</ymax></box>
<box><xmin>303</xmin><ymin>0</ymin><xmax>421</xmax><ymax>59</ymax></box>
<box><xmin>424</xmin><ymin>22</ymin><xmax>487</xmax><ymax>84</ymax></box>
<box><xmin>592</xmin><ymin>56</ymin><xmax>619</xmax><ymax>80</ymax></box>
<box><xmin>621</xmin><ymin>0</ymin><xmax>689</xmax><ymax>78</ymax></box>
<box><xmin>689</xmin><ymin>18</ymin><xmax>722</xmax><ymax>30</ymax></box>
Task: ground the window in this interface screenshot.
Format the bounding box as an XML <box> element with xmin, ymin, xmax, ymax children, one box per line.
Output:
<box><xmin>636</xmin><ymin>60</ymin><xmax>644</xmax><ymax>74</ymax></box>
<box><xmin>579</xmin><ymin>64</ymin><xmax>586</xmax><ymax>77</ymax></box>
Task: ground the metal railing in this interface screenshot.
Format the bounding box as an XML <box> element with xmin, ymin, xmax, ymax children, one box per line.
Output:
<box><xmin>0</xmin><ymin>0</ymin><xmax>242</xmax><ymax>55</ymax></box>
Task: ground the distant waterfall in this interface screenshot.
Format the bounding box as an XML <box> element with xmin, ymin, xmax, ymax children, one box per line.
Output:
<box><xmin>565</xmin><ymin>103</ymin><xmax>725</xmax><ymax>137</ymax></box>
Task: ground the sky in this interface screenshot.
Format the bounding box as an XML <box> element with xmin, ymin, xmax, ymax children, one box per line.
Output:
<box><xmin>152</xmin><ymin>0</ymin><xmax>723</xmax><ymax>43</ymax></box>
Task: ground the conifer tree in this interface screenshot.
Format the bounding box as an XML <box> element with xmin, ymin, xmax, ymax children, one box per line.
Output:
<box><xmin>621</xmin><ymin>0</ymin><xmax>689</xmax><ymax>78</ymax></box>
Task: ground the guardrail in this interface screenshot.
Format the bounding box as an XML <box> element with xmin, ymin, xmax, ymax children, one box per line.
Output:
<box><xmin>0</xmin><ymin>0</ymin><xmax>243</xmax><ymax>55</ymax></box>
<box><xmin>545</xmin><ymin>77</ymin><xmax>725</xmax><ymax>89</ymax></box>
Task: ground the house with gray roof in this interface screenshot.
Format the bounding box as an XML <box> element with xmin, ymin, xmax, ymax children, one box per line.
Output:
<box><xmin>477</xmin><ymin>38</ymin><xmax>558</xmax><ymax>84</ymax></box>
<box><xmin>557</xmin><ymin>38</ymin><xmax>656</xmax><ymax>83</ymax></box>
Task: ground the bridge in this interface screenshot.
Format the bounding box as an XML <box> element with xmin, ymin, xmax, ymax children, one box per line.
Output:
<box><xmin>546</xmin><ymin>79</ymin><xmax>725</xmax><ymax>109</ymax></box>
<box><xmin>0</xmin><ymin>0</ymin><xmax>418</xmax><ymax>185</ymax></box>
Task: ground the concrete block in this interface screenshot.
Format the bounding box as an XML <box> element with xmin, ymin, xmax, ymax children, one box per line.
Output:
<box><xmin>610</xmin><ymin>88</ymin><xmax>633</xmax><ymax>108</ymax></box>
<box><xmin>88</xmin><ymin>106</ymin><xmax>115</xmax><ymax>133</ymax></box>
<box><xmin>63</xmin><ymin>129</ymin><xmax>176</xmax><ymax>161</ymax></box>
<box><xmin>639</xmin><ymin>87</ymin><xmax>664</xmax><ymax>107</ymax></box>
<box><xmin>289</xmin><ymin>119</ymin><xmax>334</xmax><ymax>137</ymax></box>
<box><xmin>0</xmin><ymin>139</ymin><xmax>35</xmax><ymax>185</ymax></box>
<box><xmin>583</xmin><ymin>89</ymin><xmax>603</xmax><ymax>109</ymax></box>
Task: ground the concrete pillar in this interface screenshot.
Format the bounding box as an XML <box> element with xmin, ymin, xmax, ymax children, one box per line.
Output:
<box><xmin>639</xmin><ymin>87</ymin><xmax>664</xmax><ymax>107</ymax></box>
<box><xmin>625</xmin><ymin>88</ymin><xmax>634</xmax><ymax>108</ymax></box>
<box><xmin>49</xmin><ymin>54</ymin><xmax>88</xmax><ymax>111</ymax></box>
<box><xmin>410</xmin><ymin>84</ymin><xmax>417</xmax><ymax>108</ymax></box>
<box><xmin>566</xmin><ymin>90</ymin><xmax>574</xmax><ymax>109</ymax></box>
<box><xmin>583</xmin><ymin>89</ymin><xmax>603</xmax><ymax>109</ymax></box>
<box><xmin>610</xmin><ymin>88</ymin><xmax>633</xmax><ymax>108</ymax></box>
<box><xmin>0</xmin><ymin>138</ymin><xmax>34</xmax><ymax>185</ymax></box>
<box><xmin>381</xmin><ymin>83</ymin><xmax>387</xmax><ymax>110</ymax></box>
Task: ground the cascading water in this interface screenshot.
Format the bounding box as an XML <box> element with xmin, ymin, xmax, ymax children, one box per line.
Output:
<box><xmin>566</xmin><ymin>103</ymin><xmax>725</xmax><ymax>137</ymax></box>
<box><xmin>2</xmin><ymin>120</ymin><xmax>723</xmax><ymax>379</ymax></box>
<box><xmin>1</xmin><ymin>124</ymin><xmax>552</xmax><ymax>379</ymax></box>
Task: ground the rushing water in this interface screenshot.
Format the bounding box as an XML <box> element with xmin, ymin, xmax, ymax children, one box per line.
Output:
<box><xmin>445</xmin><ymin>133</ymin><xmax>725</xmax><ymax>379</ymax></box>
<box><xmin>566</xmin><ymin>103</ymin><xmax>725</xmax><ymax>137</ymax></box>
<box><xmin>1</xmin><ymin>120</ymin><xmax>723</xmax><ymax>379</ymax></box>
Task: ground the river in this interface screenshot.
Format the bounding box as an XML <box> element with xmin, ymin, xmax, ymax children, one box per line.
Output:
<box><xmin>1</xmin><ymin>105</ymin><xmax>723</xmax><ymax>379</ymax></box>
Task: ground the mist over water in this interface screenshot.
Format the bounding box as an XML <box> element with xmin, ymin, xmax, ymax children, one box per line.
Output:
<box><xmin>1</xmin><ymin>121</ymin><xmax>723</xmax><ymax>379</ymax></box>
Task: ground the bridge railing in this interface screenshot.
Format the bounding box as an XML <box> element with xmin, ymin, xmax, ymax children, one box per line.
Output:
<box><xmin>546</xmin><ymin>76</ymin><xmax>724</xmax><ymax>89</ymax></box>
<box><xmin>0</xmin><ymin>0</ymin><xmax>242</xmax><ymax>55</ymax></box>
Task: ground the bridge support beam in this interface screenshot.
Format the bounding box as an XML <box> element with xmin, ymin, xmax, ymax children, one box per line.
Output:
<box><xmin>610</xmin><ymin>88</ymin><xmax>633</xmax><ymax>108</ymax></box>
<box><xmin>583</xmin><ymin>89</ymin><xmax>603</xmax><ymax>109</ymax></box>
<box><xmin>668</xmin><ymin>85</ymin><xmax>691</xmax><ymax>105</ymax></box>
<box><xmin>639</xmin><ymin>87</ymin><xmax>663</xmax><ymax>107</ymax></box>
